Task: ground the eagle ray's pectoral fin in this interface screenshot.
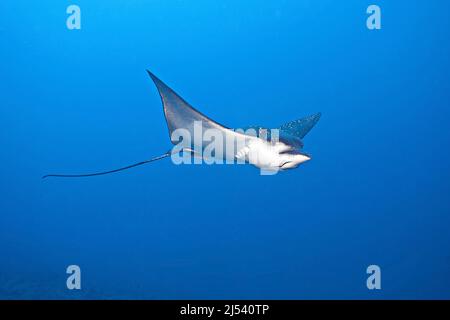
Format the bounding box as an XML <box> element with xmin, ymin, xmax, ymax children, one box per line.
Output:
<box><xmin>280</xmin><ymin>112</ymin><xmax>322</xmax><ymax>140</ymax></box>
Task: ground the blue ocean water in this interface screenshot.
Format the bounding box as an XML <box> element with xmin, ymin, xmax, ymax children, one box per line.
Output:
<box><xmin>1</xmin><ymin>0</ymin><xmax>450</xmax><ymax>299</ymax></box>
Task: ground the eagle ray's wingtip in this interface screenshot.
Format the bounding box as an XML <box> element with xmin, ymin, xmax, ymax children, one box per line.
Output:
<box><xmin>146</xmin><ymin>70</ymin><xmax>167</xmax><ymax>91</ymax></box>
<box><xmin>146</xmin><ymin>69</ymin><xmax>157</xmax><ymax>81</ymax></box>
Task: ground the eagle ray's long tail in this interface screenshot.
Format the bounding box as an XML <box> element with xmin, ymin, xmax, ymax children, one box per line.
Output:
<box><xmin>42</xmin><ymin>152</ymin><xmax>171</xmax><ymax>179</ymax></box>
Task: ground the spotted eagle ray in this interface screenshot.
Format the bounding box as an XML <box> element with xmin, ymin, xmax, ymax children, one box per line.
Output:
<box><xmin>42</xmin><ymin>71</ymin><xmax>321</xmax><ymax>178</ymax></box>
